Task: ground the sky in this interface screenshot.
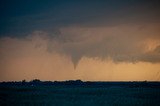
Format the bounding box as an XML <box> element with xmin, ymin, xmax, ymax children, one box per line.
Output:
<box><xmin>0</xmin><ymin>0</ymin><xmax>160</xmax><ymax>81</ymax></box>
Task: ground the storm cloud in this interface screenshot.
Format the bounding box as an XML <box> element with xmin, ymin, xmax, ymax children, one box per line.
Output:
<box><xmin>1</xmin><ymin>23</ymin><xmax>159</xmax><ymax>69</ymax></box>
<box><xmin>47</xmin><ymin>24</ymin><xmax>160</xmax><ymax>67</ymax></box>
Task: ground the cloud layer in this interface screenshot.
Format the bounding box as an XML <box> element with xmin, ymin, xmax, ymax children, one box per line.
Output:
<box><xmin>1</xmin><ymin>23</ymin><xmax>159</xmax><ymax>69</ymax></box>
<box><xmin>46</xmin><ymin>23</ymin><xmax>160</xmax><ymax>67</ymax></box>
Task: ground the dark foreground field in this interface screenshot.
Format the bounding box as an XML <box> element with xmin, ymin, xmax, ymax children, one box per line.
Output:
<box><xmin>0</xmin><ymin>81</ymin><xmax>160</xmax><ymax>106</ymax></box>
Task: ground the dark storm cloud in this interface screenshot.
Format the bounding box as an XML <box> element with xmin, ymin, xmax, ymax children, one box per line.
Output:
<box><xmin>40</xmin><ymin>24</ymin><xmax>160</xmax><ymax>67</ymax></box>
<box><xmin>0</xmin><ymin>24</ymin><xmax>160</xmax><ymax>69</ymax></box>
<box><xmin>0</xmin><ymin>0</ymin><xmax>160</xmax><ymax>37</ymax></box>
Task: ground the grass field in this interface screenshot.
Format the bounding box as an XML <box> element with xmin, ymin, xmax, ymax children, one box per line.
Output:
<box><xmin>0</xmin><ymin>84</ymin><xmax>160</xmax><ymax>106</ymax></box>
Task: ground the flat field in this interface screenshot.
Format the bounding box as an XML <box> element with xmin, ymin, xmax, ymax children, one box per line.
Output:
<box><xmin>0</xmin><ymin>83</ymin><xmax>160</xmax><ymax>106</ymax></box>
